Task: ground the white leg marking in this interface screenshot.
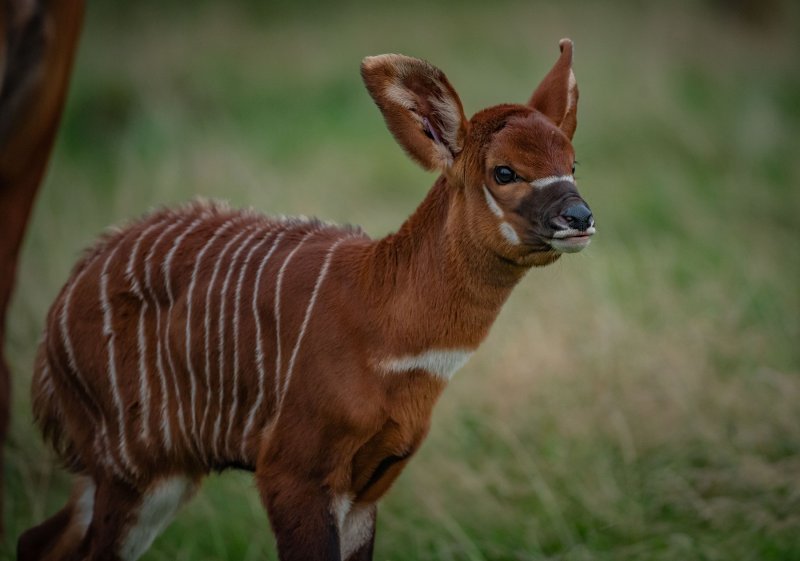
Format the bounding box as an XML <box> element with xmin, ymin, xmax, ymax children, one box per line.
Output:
<box><xmin>162</xmin><ymin>216</ymin><xmax>211</xmax><ymax>457</ymax></box>
<box><xmin>530</xmin><ymin>175</ymin><xmax>575</xmax><ymax>189</ymax></box>
<box><xmin>281</xmin><ymin>236</ymin><xmax>347</xmax><ymax>406</ymax></box>
<box><xmin>184</xmin><ymin>218</ymin><xmax>240</xmax><ymax>450</ymax></box>
<box><xmin>100</xmin><ymin>243</ymin><xmax>138</xmax><ymax>476</ymax></box>
<box><xmin>340</xmin><ymin>503</ymin><xmax>375</xmax><ymax>560</ymax></box>
<box><xmin>499</xmin><ymin>222</ymin><xmax>521</xmax><ymax>246</ymax></box>
<box><xmin>200</xmin><ymin>224</ymin><xmax>257</xmax><ymax>456</ymax></box>
<box><xmin>379</xmin><ymin>348</ymin><xmax>473</xmax><ymax>381</ymax></box>
<box><xmin>73</xmin><ymin>477</ymin><xmax>96</xmax><ymax>535</ymax></box>
<box><xmin>273</xmin><ymin>231</ymin><xmax>316</xmax><ymax>407</ymax></box>
<box><xmin>224</xmin><ymin>231</ymin><xmax>275</xmax><ymax>457</ymax></box>
<box><xmin>482</xmin><ymin>185</ymin><xmax>504</xmax><ymax>218</ymax></box>
<box><xmin>126</xmin><ymin>218</ymin><xmax>170</xmax><ymax>446</ymax></box>
<box><xmin>240</xmin><ymin>230</ymin><xmax>286</xmax><ymax>460</ymax></box>
<box><xmin>119</xmin><ymin>477</ymin><xmax>194</xmax><ymax>561</ymax></box>
<box><xmin>332</xmin><ymin>493</ymin><xmax>353</xmax><ymax>530</ymax></box>
<box><xmin>212</xmin><ymin>227</ymin><xmax>263</xmax><ymax>460</ymax></box>
<box><xmin>145</xmin><ymin>217</ymin><xmax>189</xmax><ymax>451</ymax></box>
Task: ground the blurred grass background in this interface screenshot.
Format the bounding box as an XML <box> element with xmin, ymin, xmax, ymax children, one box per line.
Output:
<box><xmin>3</xmin><ymin>0</ymin><xmax>800</xmax><ymax>559</ymax></box>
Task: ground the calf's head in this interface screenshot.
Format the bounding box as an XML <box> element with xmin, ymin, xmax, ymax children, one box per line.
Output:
<box><xmin>361</xmin><ymin>38</ymin><xmax>594</xmax><ymax>267</ymax></box>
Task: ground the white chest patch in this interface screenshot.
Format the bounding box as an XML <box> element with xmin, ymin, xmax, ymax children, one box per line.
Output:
<box><xmin>379</xmin><ymin>348</ymin><xmax>473</xmax><ymax>381</ymax></box>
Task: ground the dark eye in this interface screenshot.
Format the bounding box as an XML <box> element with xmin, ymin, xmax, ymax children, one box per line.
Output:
<box><xmin>494</xmin><ymin>166</ymin><xmax>517</xmax><ymax>185</ymax></box>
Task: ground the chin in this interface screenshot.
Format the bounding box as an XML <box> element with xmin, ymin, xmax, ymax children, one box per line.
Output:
<box><xmin>516</xmin><ymin>248</ymin><xmax>562</xmax><ymax>268</ymax></box>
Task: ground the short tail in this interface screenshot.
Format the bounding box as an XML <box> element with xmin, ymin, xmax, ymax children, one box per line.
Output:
<box><xmin>31</xmin><ymin>340</ymin><xmax>84</xmax><ymax>473</ymax></box>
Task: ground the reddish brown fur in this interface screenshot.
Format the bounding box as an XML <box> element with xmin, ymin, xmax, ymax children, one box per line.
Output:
<box><xmin>0</xmin><ymin>0</ymin><xmax>83</xmax><ymax>536</ymax></box>
<box><xmin>21</xmin><ymin>40</ymin><xmax>593</xmax><ymax>561</ymax></box>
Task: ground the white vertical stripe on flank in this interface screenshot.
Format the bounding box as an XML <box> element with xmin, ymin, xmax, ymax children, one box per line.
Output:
<box><xmin>145</xmin><ymin>217</ymin><xmax>188</xmax><ymax>451</ymax></box>
<box><xmin>100</xmin><ymin>243</ymin><xmax>138</xmax><ymax>477</ymax></box>
<box><xmin>280</xmin><ymin>236</ymin><xmax>347</xmax><ymax>407</ymax></box>
<box><xmin>134</xmin><ymin>306</ymin><xmax>151</xmax><ymax>444</ymax></box>
<box><xmin>126</xmin><ymin>218</ymin><xmax>169</xmax><ymax>445</ymax></box>
<box><xmin>59</xmin><ymin>252</ymin><xmax>127</xmax><ymax>480</ymax></box>
<box><xmin>200</xmin><ymin>224</ymin><xmax>257</xmax><ymax>452</ymax></box>
<box><xmin>162</xmin><ymin>215</ymin><xmax>210</xmax><ymax>457</ymax></box>
<box><xmin>212</xmin><ymin>227</ymin><xmax>263</xmax><ymax>460</ymax></box>
<box><xmin>224</xmin><ymin>230</ymin><xmax>275</xmax><ymax>457</ymax></box>
<box><xmin>184</xmin><ymin>217</ymin><xmax>240</xmax><ymax>452</ymax></box>
<box><xmin>273</xmin><ymin>230</ymin><xmax>317</xmax><ymax>407</ymax></box>
<box><xmin>240</xmin><ymin>229</ymin><xmax>287</xmax><ymax>460</ymax></box>
<box><xmin>58</xmin><ymin>261</ymin><xmax>98</xmax><ymax>406</ymax></box>
<box><xmin>126</xmin><ymin>218</ymin><xmax>170</xmax><ymax>287</ymax></box>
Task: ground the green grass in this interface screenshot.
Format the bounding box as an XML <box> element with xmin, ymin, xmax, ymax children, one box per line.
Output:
<box><xmin>3</xmin><ymin>1</ymin><xmax>799</xmax><ymax>559</ymax></box>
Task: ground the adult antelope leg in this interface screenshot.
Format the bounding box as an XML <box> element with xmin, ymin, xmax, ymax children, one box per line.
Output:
<box><xmin>0</xmin><ymin>0</ymin><xmax>84</xmax><ymax>535</ymax></box>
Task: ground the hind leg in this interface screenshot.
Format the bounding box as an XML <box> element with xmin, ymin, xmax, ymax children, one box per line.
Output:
<box><xmin>18</xmin><ymin>475</ymin><xmax>96</xmax><ymax>561</ymax></box>
<box><xmin>82</xmin><ymin>474</ymin><xmax>199</xmax><ymax>561</ymax></box>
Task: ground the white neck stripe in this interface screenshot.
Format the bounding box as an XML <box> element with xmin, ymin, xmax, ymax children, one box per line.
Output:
<box><xmin>530</xmin><ymin>175</ymin><xmax>575</xmax><ymax>189</ymax></box>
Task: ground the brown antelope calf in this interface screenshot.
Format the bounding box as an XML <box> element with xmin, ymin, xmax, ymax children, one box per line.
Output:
<box><xmin>20</xmin><ymin>39</ymin><xmax>594</xmax><ymax>561</ymax></box>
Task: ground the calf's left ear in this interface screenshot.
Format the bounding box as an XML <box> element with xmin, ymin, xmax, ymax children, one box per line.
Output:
<box><xmin>529</xmin><ymin>38</ymin><xmax>579</xmax><ymax>140</ymax></box>
<box><xmin>361</xmin><ymin>54</ymin><xmax>468</xmax><ymax>171</ymax></box>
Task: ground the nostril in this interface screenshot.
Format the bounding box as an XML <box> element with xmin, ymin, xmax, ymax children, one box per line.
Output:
<box><xmin>549</xmin><ymin>215</ymin><xmax>570</xmax><ymax>230</ymax></box>
<box><xmin>561</xmin><ymin>203</ymin><xmax>593</xmax><ymax>231</ymax></box>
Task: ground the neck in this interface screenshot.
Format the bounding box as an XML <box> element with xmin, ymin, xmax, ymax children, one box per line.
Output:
<box><xmin>363</xmin><ymin>176</ymin><xmax>529</xmax><ymax>352</ymax></box>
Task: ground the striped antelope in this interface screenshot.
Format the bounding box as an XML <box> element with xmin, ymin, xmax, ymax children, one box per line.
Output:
<box><xmin>20</xmin><ymin>39</ymin><xmax>595</xmax><ymax>561</ymax></box>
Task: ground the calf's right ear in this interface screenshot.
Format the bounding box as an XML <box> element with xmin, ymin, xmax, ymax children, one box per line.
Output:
<box><xmin>361</xmin><ymin>54</ymin><xmax>468</xmax><ymax>171</ymax></box>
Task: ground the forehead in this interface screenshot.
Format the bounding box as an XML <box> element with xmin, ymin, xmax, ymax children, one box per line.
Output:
<box><xmin>488</xmin><ymin>110</ymin><xmax>573</xmax><ymax>163</ymax></box>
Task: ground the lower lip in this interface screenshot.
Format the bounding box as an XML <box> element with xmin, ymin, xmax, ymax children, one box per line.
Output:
<box><xmin>549</xmin><ymin>235</ymin><xmax>592</xmax><ymax>253</ymax></box>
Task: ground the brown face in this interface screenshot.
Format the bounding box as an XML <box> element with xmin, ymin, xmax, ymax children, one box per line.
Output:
<box><xmin>474</xmin><ymin>108</ymin><xmax>595</xmax><ymax>260</ymax></box>
<box><xmin>361</xmin><ymin>39</ymin><xmax>593</xmax><ymax>267</ymax></box>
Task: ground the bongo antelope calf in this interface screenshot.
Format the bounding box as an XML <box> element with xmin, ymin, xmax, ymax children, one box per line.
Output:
<box><xmin>20</xmin><ymin>39</ymin><xmax>595</xmax><ymax>561</ymax></box>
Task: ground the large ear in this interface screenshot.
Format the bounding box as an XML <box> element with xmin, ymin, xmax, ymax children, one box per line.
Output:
<box><xmin>529</xmin><ymin>38</ymin><xmax>579</xmax><ymax>140</ymax></box>
<box><xmin>361</xmin><ymin>54</ymin><xmax>468</xmax><ymax>171</ymax></box>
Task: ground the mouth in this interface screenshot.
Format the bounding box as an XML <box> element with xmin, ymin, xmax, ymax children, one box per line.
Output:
<box><xmin>547</xmin><ymin>226</ymin><xmax>595</xmax><ymax>253</ymax></box>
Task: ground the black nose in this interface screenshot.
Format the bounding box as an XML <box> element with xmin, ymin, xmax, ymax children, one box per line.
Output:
<box><xmin>560</xmin><ymin>203</ymin><xmax>594</xmax><ymax>231</ymax></box>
